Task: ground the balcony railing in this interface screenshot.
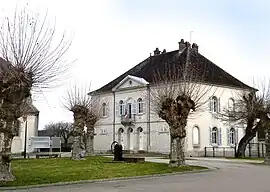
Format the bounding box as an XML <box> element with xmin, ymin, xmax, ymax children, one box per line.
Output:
<box><xmin>121</xmin><ymin>114</ymin><xmax>136</xmax><ymax>126</ymax></box>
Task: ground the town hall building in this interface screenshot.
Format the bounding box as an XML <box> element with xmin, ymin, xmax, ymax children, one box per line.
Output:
<box><xmin>89</xmin><ymin>39</ymin><xmax>256</xmax><ymax>157</ymax></box>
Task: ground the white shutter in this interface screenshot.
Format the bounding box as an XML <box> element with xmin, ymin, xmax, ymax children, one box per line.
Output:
<box><xmin>209</xmin><ymin>97</ymin><xmax>212</xmax><ymax>112</ymax></box>
<box><xmin>235</xmin><ymin>128</ymin><xmax>238</xmax><ymax>145</ymax></box>
<box><xmin>106</xmin><ymin>103</ymin><xmax>109</xmax><ymax>117</ymax></box>
<box><xmin>218</xmin><ymin>98</ymin><xmax>221</xmax><ymax>112</ymax></box>
<box><xmin>142</xmin><ymin>101</ymin><xmax>146</xmax><ymax>114</ymax></box>
<box><xmin>227</xmin><ymin>128</ymin><xmax>230</xmax><ymax>145</ymax></box>
<box><xmin>218</xmin><ymin>128</ymin><xmax>222</xmax><ymax>146</ymax></box>
<box><xmin>132</xmin><ymin>102</ymin><xmax>137</xmax><ymax>114</ymax></box>
<box><xmin>209</xmin><ymin>127</ymin><xmax>212</xmax><ymax>145</ymax></box>
<box><xmin>116</xmin><ymin>103</ymin><xmax>119</xmax><ymax>116</ymax></box>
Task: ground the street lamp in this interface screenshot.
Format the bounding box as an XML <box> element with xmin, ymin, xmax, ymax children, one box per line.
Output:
<box><xmin>23</xmin><ymin>115</ymin><xmax>28</xmax><ymax>159</ymax></box>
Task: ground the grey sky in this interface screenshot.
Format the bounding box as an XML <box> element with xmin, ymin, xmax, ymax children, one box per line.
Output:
<box><xmin>1</xmin><ymin>0</ymin><xmax>269</xmax><ymax>129</ymax></box>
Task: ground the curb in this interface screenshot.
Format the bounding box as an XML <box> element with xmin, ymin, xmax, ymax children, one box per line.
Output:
<box><xmin>188</xmin><ymin>158</ymin><xmax>264</xmax><ymax>164</ymax></box>
<box><xmin>0</xmin><ymin>168</ymin><xmax>215</xmax><ymax>191</ymax></box>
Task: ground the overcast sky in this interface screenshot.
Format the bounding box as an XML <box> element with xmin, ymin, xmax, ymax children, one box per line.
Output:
<box><xmin>1</xmin><ymin>0</ymin><xmax>270</xmax><ymax>130</ymax></box>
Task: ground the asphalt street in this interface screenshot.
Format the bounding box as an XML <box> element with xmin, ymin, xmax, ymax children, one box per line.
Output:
<box><xmin>5</xmin><ymin>158</ymin><xmax>270</xmax><ymax>192</ymax></box>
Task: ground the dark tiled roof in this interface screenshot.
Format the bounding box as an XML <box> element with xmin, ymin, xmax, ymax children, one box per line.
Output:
<box><xmin>0</xmin><ymin>57</ymin><xmax>39</xmax><ymax>115</ymax></box>
<box><xmin>90</xmin><ymin>46</ymin><xmax>253</xmax><ymax>94</ymax></box>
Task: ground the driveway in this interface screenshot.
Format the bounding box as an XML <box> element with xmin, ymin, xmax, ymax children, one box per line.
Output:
<box><xmin>5</xmin><ymin>158</ymin><xmax>270</xmax><ymax>192</ymax></box>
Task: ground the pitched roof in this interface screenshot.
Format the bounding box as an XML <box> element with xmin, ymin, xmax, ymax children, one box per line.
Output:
<box><xmin>0</xmin><ymin>57</ymin><xmax>39</xmax><ymax>115</ymax></box>
<box><xmin>90</xmin><ymin>43</ymin><xmax>253</xmax><ymax>95</ymax></box>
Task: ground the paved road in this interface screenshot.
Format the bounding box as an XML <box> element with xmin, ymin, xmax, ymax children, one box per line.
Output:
<box><xmin>6</xmin><ymin>158</ymin><xmax>270</xmax><ymax>192</ymax></box>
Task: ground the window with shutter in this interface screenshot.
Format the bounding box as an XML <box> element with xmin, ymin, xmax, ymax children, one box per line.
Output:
<box><xmin>119</xmin><ymin>100</ymin><xmax>125</xmax><ymax>116</ymax></box>
<box><xmin>102</xmin><ymin>103</ymin><xmax>107</xmax><ymax>117</ymax></box>
<box><xmin>137</xmin><ymin>98</ymin><xmax>143</xmax><ymax>114</ymax></box>
<box><xmin>211</xmin><ymin>96</ymin><xmax>218</xmax><ymax>112</ymax></box>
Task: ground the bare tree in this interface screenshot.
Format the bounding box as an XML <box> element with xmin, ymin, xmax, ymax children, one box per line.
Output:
<box><xmin>219</xmin><ymin>79</ymin><xmax>270</xmax><ymax>158</ymax></box>
<box><xmin>0</xmin><ymin>6</ymin><xmax>72</xmax><ymax>181</ymax></box>
<box><xmin>150</xmin><ymin>43</ymin><xmax>216</xmax><ymax>166</ymax></box>
<box><xmin>63</xmin><ymin>84</ymin><xmax>97</xmax><ymax>159</ymax></box>
<box><xmin>44</xmin><ymin>121</ymin><xmax>74</xmax><ymax>148</ymax></box>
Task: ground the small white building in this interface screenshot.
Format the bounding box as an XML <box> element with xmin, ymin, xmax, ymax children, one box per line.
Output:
<box><xmin>11</xmin><ymin>99</ymin><xmax>39</xmax><ymax>154</ymax></box>
<box><xmin>89</xmin><ymin>39</ymin><xmax>256</xmax><ymax>156</ymax></box>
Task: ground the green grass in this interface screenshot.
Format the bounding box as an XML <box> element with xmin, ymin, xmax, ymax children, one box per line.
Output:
<box><xmin>0</xmin><ymin>156</ymin><xmax>207</xmax><ymax>187</ymax></box>
<box><xmin>226</xmin><ymin>157</ymin><xmax>264</xmax><ymax>161</ymax></box>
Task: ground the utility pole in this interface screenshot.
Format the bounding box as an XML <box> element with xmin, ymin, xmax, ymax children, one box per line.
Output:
<box><xmin>190</xmin><ymin>31</ymin><xmax>194</xmax><ymax>44</ymax></box>
<box><xmin>23</xmin><ymin>116</ymin><xmax>28</xmax><ymax>159</ymax></box>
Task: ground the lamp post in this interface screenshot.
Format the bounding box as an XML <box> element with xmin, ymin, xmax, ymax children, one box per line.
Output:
<box><xmin>23</xmin><ymin>115</ymin><xmax>28</xmax><ymax>159</ymax></box>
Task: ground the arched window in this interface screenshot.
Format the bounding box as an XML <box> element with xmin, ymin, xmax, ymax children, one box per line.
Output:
<box><xmin>228</xmin><ymin>98</ymin><xmax>235</xmax><ymax>111</ymax></box>
<box><xmin>102</xmin><ymin>103</ymin><xmax>107</xmax><ymax>117</ymax></box>
<box><xmin>211</xmin><ymin>127</ymin><xmax>218</xmax><ymax>144</ymax></box>
<box><xmin>119</xmin><ymin>100</ymin><xmax>124</xmax><ymax>115</ymax></box>
<box><xmin>137</xmin><ymin>98</ymin><xmax>143</xmax><ymax>114</ymax></box>
<box><xmin>229</xmin><ymin>128</ymin><xmax>235</xmax><ymax>145</ymax></box>
<box><xmin>192</xmin><ymin>126</ymin><xmax>200</xmax><ymax>145</ymax></box>
<box><xmin>212</xmin><ymin>96</ymin><xmax>218</xmax><ymax>112</ymax></box>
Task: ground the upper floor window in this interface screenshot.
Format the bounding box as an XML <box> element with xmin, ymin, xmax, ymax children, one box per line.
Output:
<box><xmin>210</xmin><ymin>96</ymin><xmax>219</xmax><ymax>113</ymax></box>
<box><xmin>119</xmin><ymin>100</ymin><xmax>125</xmax><ymax>116</ymax></box>
<box><xmin>228</xmin><ymin>98</ymin><xmax>235</xmax><ymax>111</ymax></box>
<box><xmin>102</xmin><ymin>103</ymin><xmax>108</xmax><ymax>117</ymax></box>
<box><xmin>137</xmin><ymin>98</ymin><xmax>144</xmax><ymax>114</ymax></box>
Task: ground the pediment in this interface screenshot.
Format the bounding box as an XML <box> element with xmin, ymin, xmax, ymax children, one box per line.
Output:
<box><xmin>112</xmin><ymin>75</ymin><xmax>149</xmax><ymax>91</ymax></box>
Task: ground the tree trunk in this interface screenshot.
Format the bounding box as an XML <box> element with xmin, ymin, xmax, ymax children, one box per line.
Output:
<box><xmin>236</xmin><ymin>132</ymin><xmax>256</xmax><ymax>158</ymax></box>
<box><xmin>85</xmin><ymin>127</ymin><xmax>94</xmax><ymax>156</ymax></box>
<box><xmin>169</xmin><ymin>137</ymin><xmax>185</xmax><ymax>167</ymax></box>
<box><xmin>71</xmin><ymin>117</ymin><xmax>85</xmax><ymax>160</ymax></box>
<box><xmin>0</xmin><ymin>125</ymin><xmax>15</xmax><ymax>181</ymax></box>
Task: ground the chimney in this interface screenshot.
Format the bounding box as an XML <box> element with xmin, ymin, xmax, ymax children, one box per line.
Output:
<box><xmin>185</xmin><ymin>41</ymin><xmax>191</xmax><ymax>49</ymax></box>
<box><xmin>192</xmin><ymin>43</ymin><xmax>198</xmax><ymax>52</ymax></box>
<box><xmin>162</xmin><ymin>49</ymin><xmax>166</xmax><ymax>54</ymax></box>
<box><xmin>153</xmin><ymin>48</ymin><xmax>161</xmax><ymax>55</ymax></box>
<box><xmin>178</xmin><ymin>39</ymin><xmax>185</xmax><ymax>53</ymax></box>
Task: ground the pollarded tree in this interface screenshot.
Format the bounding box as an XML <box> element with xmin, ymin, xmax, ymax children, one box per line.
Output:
<box><xmin>64</xmin><ymin>84</ymin><xmax>93</xmax><ymax>159</ymax></box>
<box><xmin>219</xmin><ymin>79</ymin><xmax>270</xmax><ymax>158</ymax></box>
<box><xmin>150</xmin><ymin>42</ymin><xmax>216</xmax><ymax>166</ymax></box>
<box><xmin>0</xmin><ymin>6</ymin><xmax>72</xmax><ymax>181</ymax></box>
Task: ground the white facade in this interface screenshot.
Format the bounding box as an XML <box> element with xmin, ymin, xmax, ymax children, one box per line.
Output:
<box><xmin>11</xmin><ymin>114</ymin><xmax>39</xmax><ymax>154</ymax></box>
<box><xmin>93</xmin><ymin>75</ymin><xmax>256</xmax><ymax>156</ymax></box>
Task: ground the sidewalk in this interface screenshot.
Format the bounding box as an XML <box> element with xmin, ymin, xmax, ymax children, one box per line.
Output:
<box><xmin>187</xmin><ymin>157</ymin><xmax>264</xmax><ymax>164</ymax></box>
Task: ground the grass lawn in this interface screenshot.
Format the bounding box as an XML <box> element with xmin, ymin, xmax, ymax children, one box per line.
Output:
<box><xmin>225</xmin><ymin>157</ymin><xmax>264</xmax><ymax>161</ymax></box>
<box><xmin>0</xmin><ymin>156</ymin><xmax>207</xmax><ymax>187</ymax></box>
